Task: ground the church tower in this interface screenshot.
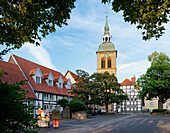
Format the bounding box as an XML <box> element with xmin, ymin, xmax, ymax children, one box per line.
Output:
<box><xmin>96</xmin><ymin>16</ymin><xmax>117</xmax><ymax>76</ymax></box>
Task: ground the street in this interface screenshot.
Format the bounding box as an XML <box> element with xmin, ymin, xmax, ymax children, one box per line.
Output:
<box><xmin>39</xmin><ymin>113</ymin><xmax>170</xmax><ymax>133</ymax></box>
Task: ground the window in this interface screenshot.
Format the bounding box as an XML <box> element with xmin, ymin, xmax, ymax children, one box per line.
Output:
<box><xmin>101</xmin><ymin>58</ymin><xmax>105</xmax><ymax>68</ymax></box>
<box><xmin>150</xmin><ymin>101</ymin><xmax>153</xmax><ymax>107</ymax></box>
<box><xmin>50</xmin><ymin>94</ymin><xmax>54</xmax><ymax>100</ymax></box>
<box><xmin>105</xmin><ymin>37</ymin><xmax>108</xmax><ymax>42</ymax></box>
<box><xmin>59</xmin><ymin>82</ymin><xmax>62</xmax><ymax>88</ymax></box>
<box><xmin>49</xmin><ymin>80</ymin><xmax>53</xmax><ymax>86</ymax></box>
<box><xmin>109</xmin><ymin>37</ymin><xmax>110</xmax><ymax>42</ymax></box>
<box><xmin>108</xmin><ymin>58</ymin><xmax>111</xmax><ymax>68</ymax></box>
<box><xmin>36</xmin><ymin>76</ymin><xmax>41</xmax><ymax>83</ymax></box>
<box><xmin>44</xmin><ymin>94</ymin><xmax>48</xmax><ymax>100</ymax></box>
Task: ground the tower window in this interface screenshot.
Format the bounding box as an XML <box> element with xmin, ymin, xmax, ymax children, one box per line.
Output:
<box><xmin>108</xmin><ymin>58</ymin><xmax>111</xmax><ymax>68</ymax></box>
<box><xmin>101</xmin><ymin>58</ymin><xmax>105</xmax><ymax>68</ymax></box>
<box><xmin>109</xmin><ymin>37</ymin><xmax>110</xmax><ymax>42</ymax></box>
<box><xmin>103</xmin><ymin>38</ymin><xmax>104</xmax><ymax>42</ymax></box>
<box><xmin>105</xmin><ymin>37</ymin><xmax>108</xmax><ymax>42</ymax></box>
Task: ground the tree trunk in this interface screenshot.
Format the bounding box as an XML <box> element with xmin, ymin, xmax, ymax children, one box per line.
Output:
<box><xmin>105</xmin><ymin>104</ymin><xmax>108</xmax><ymax>114</ymax></box>
<box><xmin>158</xmin><ymin>99</ymin><xmax>163</xmax><ymax>109</ymax></box>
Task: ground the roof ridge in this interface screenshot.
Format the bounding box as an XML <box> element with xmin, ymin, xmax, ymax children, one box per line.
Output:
<box><xmin>12</xmin><ymin>54</ymin><xmax>63</xmax><ymax>76</ymax></box>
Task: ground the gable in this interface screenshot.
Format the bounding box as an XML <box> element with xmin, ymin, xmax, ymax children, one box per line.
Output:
<box><xmin>35</xmin><ymin>67</ymin><xmax>43</xmax><ymax>77</ymax></box>
<box><xmin>58</xmin><ymin>75</ymin><xmax>64</xmax><ymax>83</ymax></box>
<box><xmin>48</xmin><ymin>72</ymin><xmax>55</xmax><ymax>80</ymax></box>
<box><xmin>65</xmin><ymin>71</ymin><xmax>77</xmax><ymax>84</ymax></box>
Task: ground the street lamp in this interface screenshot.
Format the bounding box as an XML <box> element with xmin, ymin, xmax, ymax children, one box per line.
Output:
<box><xmin>66</xmin><ymin>85</ymin><xmax>71</xmax><ymax>118</ymax></box>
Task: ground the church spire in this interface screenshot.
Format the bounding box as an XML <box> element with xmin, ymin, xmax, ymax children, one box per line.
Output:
<box><xmin>104</xmin><ymin>16</ymin><xmax>110</xmax><ymax>35</ymax></box>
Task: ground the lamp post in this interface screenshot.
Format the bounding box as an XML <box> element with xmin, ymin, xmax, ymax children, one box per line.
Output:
<box><xmin>66</xmin><ymin>85</ymin><xmax>71</xmax><ymax>119</ymax></box>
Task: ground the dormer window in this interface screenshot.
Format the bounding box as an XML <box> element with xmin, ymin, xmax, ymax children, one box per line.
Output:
<box><xmin>49</xmin><ymin>80</ymin><xmax>53</xmax><ymax>86</ymax></box>
<box><xmin>59</xmin><ymin>82</ymin><xmax>62</xmax><ymax>88</ymax></box>
<box><xmin>36</xmin><ymin>76</ymin><xmax>41</xmax><ymax>83</ymax></box>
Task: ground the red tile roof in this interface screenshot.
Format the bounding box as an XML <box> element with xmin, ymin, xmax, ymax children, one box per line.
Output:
<box><xmin>12</xmin><ymin>54</ymin><xmax>73</xmax><ymax>96</ymax></box>
<box><xmin>0</xmin><ymin>60</ymin><xmax>37</xmax><ymax>99</ymax></box>
<box><xmin>43</xmin><ymin>72</ymin><xmax>50</xmax><ymax>79</ymax></box>
<box><xmin>121</xmin><ymin>78</ymin><xmax>134</xmax><ymax>86</ymax></box>
<box><xmin>30</xmin><ymin>68</ymin><xmax>38</xmax><ymax>75</ymax></box>
<box><xmin>63</xmin><ymin>78</ymin><xmax>68</xmax><ymax>84</ymax></box>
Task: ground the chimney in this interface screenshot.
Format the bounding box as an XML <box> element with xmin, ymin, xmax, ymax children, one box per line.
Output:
<box><xmin>131</xmin><ymin>76</ymin><xmax>136</xmax><ymax>84</ymax></box>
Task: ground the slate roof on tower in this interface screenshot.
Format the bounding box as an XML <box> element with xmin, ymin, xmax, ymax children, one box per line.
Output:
<box><xmin>0</xmin><ymin>60</ymin><xmax>37</xmax><ymax>99</ymax></box>
<box><xmin>10</xmin><ymin>54</ymin><xmax>73</xmax><ymax>96</ymax></box>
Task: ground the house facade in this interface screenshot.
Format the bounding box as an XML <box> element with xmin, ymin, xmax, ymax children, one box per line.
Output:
<box><xmin>6</xmin><ymin>54</ymin><xmax>73</xmax><ymax>113</ymax></box>
<box><xmin>144</xmin><ymin>98</ymin><xmax>170</xmax><ymax>111</ymax></box>
<box><xmin>111</xmin><ymin>76</ymin><xmax>142</xmax><ymax>112</ymax></box>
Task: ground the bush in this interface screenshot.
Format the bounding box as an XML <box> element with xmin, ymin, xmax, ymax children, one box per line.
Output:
<box><xmin>58</xmin><ymin>99</ymin><xmax>68</xmax><ymax>108</ymax></box>
<box><xmin>87</xmin><ymin>107</ymin><xmax>93</xmax><ymax>114</ymax></box>
<box><xmin>152</xmin><ymin>109</ymin><xmax>167</xmax><ymax>113</ymax></box>
<box><xmin>70</xmin><ymin>100</ymin><xmax>86</xmax><ymax>113</ymax></box>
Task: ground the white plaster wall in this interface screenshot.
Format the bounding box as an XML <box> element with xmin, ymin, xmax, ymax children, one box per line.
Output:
<box><xmin>65</xmin><ymin>72</ymin><xmax>76</xmax><ymax>84</ymax></box>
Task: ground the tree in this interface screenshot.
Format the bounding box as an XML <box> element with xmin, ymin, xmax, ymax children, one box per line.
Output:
<box><xmin>137</xmin><ymin>51</ymin><xmax>170</xmax><ymax>109</ymax></box>
<box><xmin>0</xmin><ymin>71</ymin><xmax>38</xmax><ymax>132</ymax></box>
<box><xmin>72</xmin><ymin>69</ymin><xmax>95</xmax><ymax>106</ymax></box>
<box><xmin>102</xmin><ymin>0</ymin><xmax>170</xmax><ymax>40</ymax></box>
<box><xmin>0</xmin><ymin>0</ymin><xmax>76</xmax><ymax>59</ymax></box>
<box><xmin>58</xmin><ymin>99</ymin><xmax>68</xmax><ymax>108</ymax></box>
<box><xmin>91</xmin><ymin>72</ymin><xmax>128</xmax><ymax>113</ymax></box>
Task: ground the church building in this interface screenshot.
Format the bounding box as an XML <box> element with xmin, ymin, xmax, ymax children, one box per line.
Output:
<box><xmin>96</xmin><ymin>16</ymin><xmax>117</xmax><ymax>76</ymax></box>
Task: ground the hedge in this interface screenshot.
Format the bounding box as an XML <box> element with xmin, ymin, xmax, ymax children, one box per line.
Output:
<box><xmin>152</xmin><ymin>109</ymin><xmax>167</xmax><ymax>113</ymax></box>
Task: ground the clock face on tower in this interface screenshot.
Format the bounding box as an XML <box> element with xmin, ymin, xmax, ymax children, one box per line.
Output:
<box><xmin>105</xmin><ymin>54</ymin><xmax>108</xmax><ymax>58</ymax></box>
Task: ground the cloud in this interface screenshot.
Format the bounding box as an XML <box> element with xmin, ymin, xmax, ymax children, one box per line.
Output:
<box><xmin>117</xmin><ymin>59</ymin><xmax>150</xmax><ymax>82</ymax></box>
<box><xmin>23</xmin><ymin>43</ymin><xmax>57</xmax><ymax>71</ymax></box>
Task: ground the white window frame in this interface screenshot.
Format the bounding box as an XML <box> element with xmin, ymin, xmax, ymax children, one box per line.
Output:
<box><xmin>36</xmin><ymin>76</ymin><xmax>41</xmax><ymax>83</ymax></box>
<box><xmin>149</xmin><ymin>101</ymin><xmax>153</xmax><ymax>107</ymax></box>
<box><xmin>50</xmin><ymin>94</ymin><xmax>54</xmax><ymax>101</ymax></box>
<box><xmin>49</xmin><ymin>80</ymin><xmax>53</xmax><ymax>86</ymax></box>
<box><xmin>44</xmin><ymin>94</ymin><xmax>48</xmax><ymax>100</ymax></box>
<box><xmin>168</xmin><ymin>100</ymin><xmax>170</xmax><ymax>107</ymax></box>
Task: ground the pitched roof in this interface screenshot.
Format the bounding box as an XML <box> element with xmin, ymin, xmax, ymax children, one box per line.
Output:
<box><xmin>30</xmin><ymin>68</ymin><xmax>38</xmax><ymax>75</ymax></box>
<box><xmin>43</xmin><ymin>72</ymin><xmax>50</xmax><ymax>79</ymax></box>
<box><xmin>12</xmin><ymin>54</ymin><xmax>73</xmax><ymax>96</ymax></box>
<box><xmin>0</xmin><ymin>60</ymin><xmax>37</xmax><ymax>99</ymax></box>
<box><xmin>65</xmin><ymin>70</ymin><xmax>80</xmax><ymax>83</ymax></box>
<box><xmin>121</xmin><ymin>78</ymin><xmax>134</xmax><ymax>86</ymax></box>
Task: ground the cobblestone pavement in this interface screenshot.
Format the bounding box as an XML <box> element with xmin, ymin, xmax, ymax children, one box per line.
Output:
<box><xmin>38</xmin><ymin>113</ymin><xmax>170</xmax><ymax>133</ymax></box>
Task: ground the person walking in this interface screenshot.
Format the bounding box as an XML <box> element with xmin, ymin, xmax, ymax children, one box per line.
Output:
<box><xmin>52</xmin><ymin>106</ymin><xmax>61</xmax><ymax>129</ymax></box>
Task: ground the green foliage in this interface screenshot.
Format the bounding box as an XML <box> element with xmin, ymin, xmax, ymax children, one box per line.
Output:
<box><xmin>58</xmin><ymin>99</ymin><xmax>68</xmax><ymax>108</ymax></box>
<box><xmin>91</xmin><ymin>72</ymin><xmax>128</xmax><ymax>113</ymax></box>
<box><xmin>70</xmin><ymin>99</ymin><xmax>86</xmax><ymax>113</ymax></box>
<box><xmin>0</xmin><ymin>72</ymin><xmax>38</xmax><ymax>132</ymax></box>
<box><xmin>72</xmin><ymin>69</ymin><xmax>94</xmax><ymax>105</ymax></box>
<box><xmin>102</xmin><ymin>0</ymin><xmax>170</xmax><ymax>40</ymax></box>
<box><xmin>137</xmin><ymin>51</ymin><xmax>170</xmax><ymax>109</ymax></box>
<box><xmin>72</xmin><ymin>70</ymin><xmax>128</xmax><ymax>113</ymax></box>
<box><xmin>152</xmin><ymin>109</ymin><xmax>167</xmax><ymax>113</ymax></box>
<box><xmin>0</xmin><ymin>0</ymin><xmax>76</xmax><ymax>59</ymax></box>
<box><xmin>87</xmin><ymin>107</ymin><xmax>93</xmax><ymax>114</ymax></box>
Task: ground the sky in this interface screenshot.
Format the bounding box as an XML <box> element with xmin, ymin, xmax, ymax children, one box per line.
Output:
<box><xmin>2</xmin><ymin>0</ymin><xmax>170</xmax><ymax>83</ymax></box>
